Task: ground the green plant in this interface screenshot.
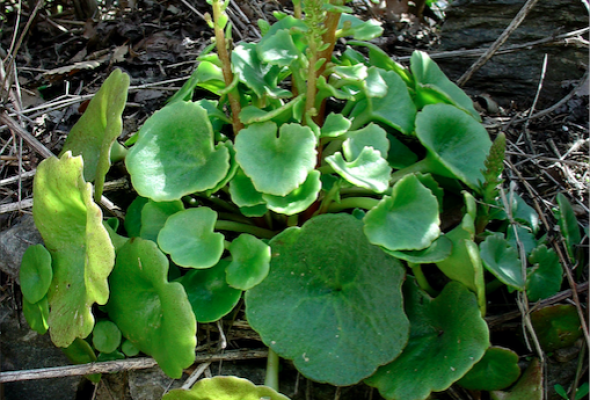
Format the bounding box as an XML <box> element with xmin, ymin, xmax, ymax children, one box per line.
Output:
<box><xmin>19</xmin><ymin>0</ymin><xmax>582</xmax><ymax>399</ymax></box>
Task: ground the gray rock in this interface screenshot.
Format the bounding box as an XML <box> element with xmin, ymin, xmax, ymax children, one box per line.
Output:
<box><xmin>437</xmin><ymin>0</ymin><xmax>588</xmax><ymax>108</ymax></box>
<box><xmin>0</xmin><ymin>215</ymin><xmax>43</xmax><ymax>284</ymax></box>
<box><xmin>128</xmin><ymin>367</ymin><xmax>183</xmax><ymax>400</ymax></box>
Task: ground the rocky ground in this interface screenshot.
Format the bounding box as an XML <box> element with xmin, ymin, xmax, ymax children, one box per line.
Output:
<box><xmin>0</xmin><ymin>0</ymin><xmax>588</xmax><ymax>399</ymax></box>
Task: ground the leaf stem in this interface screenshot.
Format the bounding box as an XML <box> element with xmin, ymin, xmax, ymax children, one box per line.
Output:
<box><xmin>410</xmin><ymin>263</ymin><xmax>437</xmax><ymax>297</ymax></box>
<box><xmin>215</xmin><ymin>220</ymin><xmax>276</xmax><ymax>239</ymax></box>
<box><xmin>389</xmin><ymin>158</ymin><xmax>431</xmax><ymax>185</ymax></box>
<box><xmin>265</xmin><ymin>347</ymin><xmax>280</xmax><ymax>391</ymax></box>
<box><xmin>326</xmin><ymin>197</ymin><xmax>380</xmax><ymax>213</ymax></box>
<box><xmin>211</xmin><ymin>0</ymin><xmax>243</xmax><ymax>136</ymax></box>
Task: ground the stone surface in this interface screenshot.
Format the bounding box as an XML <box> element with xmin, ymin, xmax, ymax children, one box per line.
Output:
<box><xmin>0</xmin><ymin>215</ymin><xmax>43</xmax><ymax>284</ymax></box>
<box><xmin>437</xmin><ymin>0</ymin><xmax>588</xmax><ymax>108</ymax></box>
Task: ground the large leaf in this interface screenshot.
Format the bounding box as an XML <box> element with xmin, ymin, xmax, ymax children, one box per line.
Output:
<box><xmin>364</xmin><ymin>174</ymin><xmax>440</xmax><ymax>251</ymax></box>
<box><xmin>162</xmin><ymin>376</ymin><xmax>290</xmax><ymax>400</ymax></box>
<box><xmin>60</xmin><ymin>69</ymin><xmax>129</xmax><ymax>201</ymax></box>
<box><xmin>414</xmin><ymin>104</ymin><xmax>491</xmax><ymax>191</ymax></box>
<box><xmin>180</xmin><ymin>259</ymin><xmax>242</xmax><ymax>323</ymax></box>
<box><xmin>410</xmin><ymin>51</ymin><xmax>480</xmax><ymax>120</ymax></box>
<box><xmin>457</xmin><ymin>347</ymin><xmax>521</xmax><ymax>391</ymax></box>
<box><xmin>33</xmin><ymin>152</ymin><xmax>115</xmax><ymax>347</ymax></box>
<box><xmin>366</xmin><ymin>280</ymin><xmax>489</xmax><ymax>400</ymax></box>
<box><xmin>106</xmin><ymin>238</ymin><xmax>197</xmax><ymax>378</ymax></box>
<box><xmin>246</xmin><ymin>213</ymin><xmax>409</xmax><ymax>386</ymax></box>
<box><xmin>235</xmin><ymin>122</ymin><xmax>316</xmax><ymax>196</ymax></box>
<box><xmin>157</xmin><ymin>207</ymin><xmax>225</xmax><ymax>269</ymax></box>
<box><xmin>126</xmin><ymin>101</ymin><xmax>230</xmax><ymax>202</ymax></box>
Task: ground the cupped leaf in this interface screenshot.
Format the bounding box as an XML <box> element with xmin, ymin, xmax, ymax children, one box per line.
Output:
<box><xmin>384</xmin><ymin>235</ymin><xmax>452</xmax><ymax>263</ymax></box>
<box><xmin>33</xmin><ymin>152</ymin><xmax>115</xmax><ymax>347</ymax></box>
<box><xmin>556</xmin><ymin>193</ymin><xmax>582</xmax><ymax>261</ymax></box>
<box><xmin>350</xmin><ymin>68</ymin><xmax>416</xmax><ymax>134</ymax></box>
<box><xmin>126</xmin><ymin>101</ymin><xmax>230</xmax><ymax>202</ymax></box>
<box><xmin>106</xmin><ymin>238</ymin><xmax>197</xmax><ymax>378</ymax></box>
<box><xmin>235</xmin><ymin>122</ymin><xmax>316</xmax><ymax>196</ymax></box>
<box><xmin>19</xmin><ymin>244</ymin><xmax>53</xmax><ymax>304</ymax></box>
<box><xmin>326</xmin><ymin>147</ymin><xmax>392</xmax><ymax>193</ymax></box>
<box><xmin>343</xmin><ymin>123</ymin><xmax>389</xmax><ymax>160</ymax></box>
<box><xmin>60</xmin><ymin>69</ymin><xmax>129</xmax><ymax>201</ymax></box>
<box><xmin>364</xmin><ymin>174</ymin><xmax>440</xmax><ymax>252</ymax></box>
<box><xmin>92</xmin><ymin>320</ymin><xmax>122</xmax><ymax>354</ymax></box>
<box><xmin>229</xmin><ymin>168</ymin><xmax>266</xmax><ymax>208</ymax></box>
<box><xmin>530</xmin><ymin>305</ymin><xmax>582</xmax><ymax>352</ymax></box>
<box><xmin>181</xmin><ymin>259</ymin><xmax>242</xmax><ymax>323</ymax></box>
<box><xmin>491</xmin><ymin>358</ymin><xmax>542</xmax><ymax>400</ymax></box>
<box><xmin>140</xmin><ymin>200</ymin><xmax>184</xmax><ymax>242</ymax></box>
<box><xmin>121</xmin><ymin>340</ymin><xmax>140</xmax><ymax>357</ymax></box>
<box><xmin>61</xmin><ymin>337</ymin><xmax>101</xmax><ymax>383</ymax></box>
<box><xmin>366</xmin><ymin>280</ymin><xmax>490</xmax><ymax>400</ymax></box>
<box><xmin>246</xmin><ymin>213</ymin><xmax>409</xmax><ymax>386</ymax></box>
<box><xmin>410</xmin><ymin>51</ymin><xmax>480</xmax><ymax>120</ymax></box>
<box><xmin>158</xmin><ymin>208</ymin><xmax>225</xmax><ymax>269</ymax></box>
<box><xmin>480</xmin><ymin>234</ymin><xmax>525</xmax><ymax>291</ymax></box>
<box><xmin>22</xmin><ymin>296</ymin><xmax>49</xmax><ymax>335</ymax></box>
<box><xmin>415</xmin><ymin>104</ymin><xmax>491</xmax><ymax>191</ymax></box>
<box><xmin>321</xmin><ymin>113</ymin><xmax>352</xmax><ymax>138</ymax></box>
<box><xmin>457</xmin><ymin>347</ymin><xmax>521</xmax><ymax>391</ymax></box>
<box><xmin>194</xmin><ymin>60</ymin><xmax>226</xmax><ymax>95</ymax></box>
<box><xmin>162</xmin><ymin>376</ymin><xmax>290</xmax><ymax>400</ymax></box>
<box><xmin>262</xmin><ymin>170</ymin><xmax>322</xmax><ymax>216</ymax></box>
<box><xmin>226</xmin><ymin>234</ymin><xmax>271</xmax><ymax>290</ymax></box>
<box><xmin>347</xmin><ymin>41</ymin><xmax>412</xmax><ymax>85</ymax></box>
<box><xmin>526</xmin><ymin>245</ymin><xmax>562</xmax><ymax>302</ymax></box>
<box><xmin>338</xmin><ymin>14</ymin><xmax>383</xmax><ymax>41</ymax></box>
<box><xmin>256</xmin><ymin>28</ymin><xmax>300</xmax><ymax>68</ymax></box>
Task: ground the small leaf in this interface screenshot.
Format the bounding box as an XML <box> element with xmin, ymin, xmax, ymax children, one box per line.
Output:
<box><xmin>125</xmin><ymin>196</ymin><xmax>149</xmax><ymax>237</ymax></box>
<box><xmin>343</xmin><ymin>123</ymin><xmax>389</xmax><ymax>160</ymax></box>
<box><xmin>262</xmin><ymin>170</ymin><xmax>322</xmax><ymax>216</ymax></box>
<box><xmin>326</xmin><ymin>147</ymin><xmax>392</xmax><ymax>193</ymax></box>
<box><xmin>320</xmin><ymin>113</ymin><xmax>352</xmax><ymax>138</ymax></box>
<box><xmin>491</xmin><ymin>358</ymin><xmax>543</xmax><ymax>400</ymax></box>
<box><xmin>366</xmin><ymin>279</ymin><xmax>490</xmax><ymax>400</ymax></box>
<box><xmin>526</xmin><ymin>245</ymin><xmax>562</xmax><ymax>302</ymax></box>
<box><xmin>348</xmin><ymin>41</ymin><xmax>412</xmax><ymax>85</ymax></box>
<box><xmin>415</xmin><ymin>104</ymin><xmax>491</xmax><ymax>191</ymax></box>
<box><xmin>106</xmin><ymin>238</ymin><xmax>197</xmax><ymax>378</ymax></box>
<box><xmin>126</xmin><ymin>101</ymin><xmax>230</xmax><ymax>202</ymax></box>
<box><xmin>140</xmin><ymin>200</ymin><xmax>184</xmax><ymax>242</ymax></box>
<box><xmin>384</xmin><ymin>235</ymin><xmax>452</xmax><ymax>263</ymax></box>
<box><xmin>246</xmin><ymin>214</ymin><xmax>409</xmax><ymax>386</ymax></box>
<box><xmin>556</xmin><ymin>193</ymin><xmax>582</xmax><ymax>261</ymax></box>
<box><xmin>410</xmin><ymin>51</ymin><xmax>480</xmax><ymax>120</ymax></box>
<box><xmin>92</xmin><ymin>320</ymin><xmax>122</xmax><ymax>354</ymax></box>
<box><xmin>62</xmin><ymin>337</ymin><xmax>97</xmax><ymax>364</ymax></box>
<box><xmin>194</xmin><ymin>60</ymin><xmax>226</xmax><ymax>95</ymax></box>
<box><xmin>530</xmin><ymin>305</ymin><xmax>582</xmax><ymax>352</ymax></box>
<box><xmin>158</xmin><ymin>208</ymin><xmax>225</xmax><ymax>269</ymax></box>
<box><xmin>22</xmin><ymin>296</ymin><xmax>49</xmax><ymax>335</ymax></box>
<box><xmin>457</xmin><ymin>347</ymin><xmax>521</xmax><ymax>391</ymax></box>
<box><xmin>33</xmin><ymin>152</ymin><xmax>115</xmax><ymax>347</ymax></box>
<box><xmin>480</xmin><ymin>234</ymin><xmax>525</xmax><ymax>291</ymax></box>
<box><xmin>60</xmin><ymin>69</ymin><xmax>129</xmax><ymax>201</ymax></box>
<box><xmin>506</xmin><ymin>225</ymin><xmax>537</xmax><ymax>258</ymax></box>
<box><xmin>364</xmin><ymin>174</ymin><xmax>440</xmax><ymax>252</ymax></box>
<box><xmin>19</xmin><ymin>244</ymin><xmax>53</xmax><ymax>304</ymax></box>
<box><xmin>162</xmin><ymin>376</ymin><xmax>290</xmax><ymax>400</ymax></box>
<box><xmin>121</xmin><ymin>340</ymin><xmax>140</xmax><ymax>357</ymax></box>
<box><xmin>181</xmin><ymin>260</ymin><xmax>242</xmax><ymax>323</ymax></box>
<box><xmin>235</xmin><ymin>122</ymin><xmax>316</xmax><ymax>196</ymax></box>
<box><xmin>229</xmin><ymin>169</ymin><xmax>266</xmax><ymax>208</ymax></box>
<box><xmin>338</xmin><ymin>14</ymin><xmax>383</xmax><ymax>41</ymax></box>
<box><xmin>256</xmin><ymin>28</ymin><xmax>301</xmax><ymax>68</ymax></box>
<box><xmin>226</xmin><ymin>234</ymin><xmax>271</xmax><ymax>290</ymax></box>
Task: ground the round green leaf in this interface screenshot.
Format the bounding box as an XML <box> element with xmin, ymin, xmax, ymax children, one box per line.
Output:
<box><xmin>530</xmin><ymin>305</ymin><xmax>582</xmax><ymax>352</ymax></box>
<box><xmin>320</xmin><ymin>112</ymin><xmax>352</xmax><ymax>138</ymax></box>
<box><xmin>140</xmin><ymin>200</ymin><xmax>184</xmax><ymax>242</ymax></box>
<box><xmin>364</xmin><ymin>174</ymin><xmax>440</xmax><ymax>252</ymax></box>
<box><xmin>326</xmin><ymin>147</ymin><xmax>392</xmax><ymax>193</ymax></box>
<box><xmin>126</xmin><ymin>101</ymin><xmax>230</xmax><ymax>202</ymax></box>
<box><xmin>262</xmin><ymin>170</ymin><xmax>322</xmax><ymax>216</ymax></box>
<box><xmin>480</xmin><ymin>234</ymin><xmax>525</xmax><ymax>291</ymax></box>
<box><xmin>526</xmin><ymin>245</ymin><xmax>562</xmax><ymax>302</ymax></box>
<box><xmin>229</xmin><ymin>169</ymin><xmax>265</xmax><ymax>208</ymax></box>
<box><xmin>162</xmin><ymin>376</ymin><xmax>290</xmax><ymax>400</ymax></box>
<box><xmin>246</xmin><ymin>213</ymin><xmax>409</xmax><ymax>386</ymax></box>
<box><xmin>62</xmin><ymin>337</ymin><xmax>97</xmax><ymax>365</ymax></box>
<box><xmin>181</xmin><ymin>259</ymin><xmax>242</xmax><ymax>323</ymax></box>
<box><xmin>366</xmin><ymin>280</ymin><xmax>490</xmax><ymax>400</ymax></box>
<box><xmin>457</xmin><ymin>347</ymin><xmax>521</xmax><ymax>391</ymax></box>
<box><xmin>106</xmin><ymin>238</ymin><xmax>197</xmax><ymax>378</ymax></box>
<box><xmin>410</xmin><ymin>51</ymin><xmax>480</xmax><ymax>120</ymax></box>
<box><xmin>121</xmin><ymin>339</ymin><xmax>140</xmax><ymax>357</ymax></box>
<box><xmin>19</xmin><ymin>244</ymin><xmax>53</xmax><ymax>304</ymax></box>
<box><xmin>343</xmin><ymin>123</ymin><xmax>389</xmax><ymax>160</ymax></box>
<box><xmin>92</xmin><ymin>320</ymin><xmax>122</xmax><ymax>354</ymax></box>
<box><xmin>226</xmin><ymin>234</ymin><xmax>271</xmax><ymax>290</ymax></box>
<box><xmin>33</xmin><ymin>152</ymin><xmax>115</xmax><ymax>347</ymax></box>
<box><xmin>235</xmin><ymin>122</ymin><xmax>316</xmax><ymax>196</ymax></box>
<box><xmin>416</xmin><ymin>104</ymin><xmax>491</xmax><ymax>191</ymax></box>
<box><xmin>22</xmin><ymin>296</ymin><xmax>49</xmax><ymax>335</ymax></box>
<box><xmin>158</xmin><ymin>207</ymin><xmax>225</xmax><ymax>269</ymax></box>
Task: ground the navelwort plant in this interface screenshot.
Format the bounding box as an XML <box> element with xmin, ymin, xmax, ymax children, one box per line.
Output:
<box><xmin>19</xmin><ymin>0</ymin><xmax>584</xmax><ymax>399</ymax></box>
